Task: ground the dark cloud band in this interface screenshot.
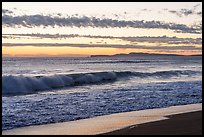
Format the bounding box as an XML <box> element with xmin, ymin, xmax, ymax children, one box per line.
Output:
<box><xmin>3</xmin><ymin>34</ymin><xmax>202</xmax><ymax>45</ymax></box>
<box><xmin>2</xmin><ymin>43</ymin><xmax>201</xmax><ymax>51</ymax></box>
<box><xmin>2</xmin><ymin>13</ymin><xmax>201</xmax><ymax>34</ymax></box>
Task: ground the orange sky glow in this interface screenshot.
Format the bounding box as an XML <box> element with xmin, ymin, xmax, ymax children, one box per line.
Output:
<box><xmin>2</xmin><ymin>2</ymin><xmax>202</xmax><ymax>57</ymax></box>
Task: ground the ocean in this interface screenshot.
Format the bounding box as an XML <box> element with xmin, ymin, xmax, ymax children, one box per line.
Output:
<box><xmin>2</xmin><ymin>56</ymin><xmax>202</xmax><ymax>130</ymax></box>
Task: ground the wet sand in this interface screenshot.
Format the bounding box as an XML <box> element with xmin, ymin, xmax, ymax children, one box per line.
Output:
<box><xmin>2</xmin><ymin>103</ymin><xmax>202</xmax><ymax>135</ymax></box>
<box><xmin>102</xmin><ymin>110</ymin><xmax>202</xmax><ymax>135</ymax></box>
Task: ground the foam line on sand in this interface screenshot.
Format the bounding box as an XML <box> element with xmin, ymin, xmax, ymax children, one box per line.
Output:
<box><xmin>2</xmin><ymin>103</ymin><xmax>202</xmax><ymax>135</ymax></box>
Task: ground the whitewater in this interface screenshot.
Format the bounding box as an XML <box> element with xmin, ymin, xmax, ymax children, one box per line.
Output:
<box><xmin>2</xmin><ymin>56</ymin><xmax>202</xmax><ymax>130</ymax></box>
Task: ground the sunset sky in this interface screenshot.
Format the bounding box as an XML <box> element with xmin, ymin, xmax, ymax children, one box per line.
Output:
<box><xmin>2</xmin><ymin>2</ymin><xmax>202</xmax><ymax>57</ymax></box>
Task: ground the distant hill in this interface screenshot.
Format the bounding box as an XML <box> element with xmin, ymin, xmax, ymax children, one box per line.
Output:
<box><xmin>190</xmin><ymin>54</ymin><xmax>202</xmax><ymax>56</ymax></box>
<box><xmin>90</xmin><ymin>52</ymin><xmax>202</xmax><ymax>58</ymax></box>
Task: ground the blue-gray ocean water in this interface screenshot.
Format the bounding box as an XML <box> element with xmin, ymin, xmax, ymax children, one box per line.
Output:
<box><xmin>2</xmin><ymin>56</ymin><xmax>202</xmax><ymax>130</ymax></box>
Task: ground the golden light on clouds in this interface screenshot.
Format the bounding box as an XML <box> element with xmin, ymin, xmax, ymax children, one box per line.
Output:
<box><xmin>2</xmin><ymin>2</ymin><xmax>202</xmax><ymax>56</ymax></box>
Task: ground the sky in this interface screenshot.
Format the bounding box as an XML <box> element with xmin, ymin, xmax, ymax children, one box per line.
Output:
<box><xmin>2</xmin><ymin>2</ymin><xmax>202</xmax><ymax>57</ymax></box>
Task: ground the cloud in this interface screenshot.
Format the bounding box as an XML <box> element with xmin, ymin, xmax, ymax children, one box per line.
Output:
<box><xmin>168</xmin><ymin>9</ymin><xmax>195</xmax><ymax>17</ymax></box>
<box><xmin>141</xmin><ymin>9</ymin><xmax>152</xmax><ymax>12</ymax></box>
<box><xmin>167</xmin><ymin>4</ymin><xmax>202</xmax><ymax>17</ymax></box>
<box><xmin>2</xmin><ymin>33</ymin><xmax>79</xmax><ymax>39</ymax></box>
<box><xmin>2</xmin><ymin>43</ymin><xmax>201</xmax><ymax>51</ymax></box>
<box><xmin>180</xmin><ymin>9</ymin><xmax>194</xmax><ymax>16</ymax></box>
<box><xmin>121</xmin><ymin>36</ymin><xmax>202</xmax><ymax>45</ymax></box>
<box><xmin>2</xmin><ymin>9</ymin><xmax>13</xmax><ymax>14</ymax></box>
<box><xmin>2</xmin><ymin>11</ymin><xmax>201</xmax><ymax>34</ymax></box>
<box><xmin>3</xmin><ymin>34</ymin><xmax>202</xmax><ymax>45</ymax></box>
<box><xmin>168</xmin><ymin>10</ymin><xmax>182</xmax><ymax>17</ymax></box>
<box><xmin>193</xmin><ymin>4</ymin><xmax>201</xmax><ymax>9</ymax></box>
<box><xmin>196</xmin><ymin>11</ymin><xmax>202</xmax><ymax>16</ymax></box>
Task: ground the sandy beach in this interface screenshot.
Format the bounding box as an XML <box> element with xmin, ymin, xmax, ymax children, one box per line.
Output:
<box><xmin>102</xmin><ymin>110</ymin><xmax>202</xmax><ymax>135</ymax></box>
<box><xmin>2</xmin><ymin>103</ymin><xmax>202</xmax><ymax>135</ymax></box>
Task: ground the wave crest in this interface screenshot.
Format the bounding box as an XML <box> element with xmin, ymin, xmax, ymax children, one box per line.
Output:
<box><xmin>2</xmin><ymin>70</ymin><xmax>199</xmax><ymax>96</ymax></box>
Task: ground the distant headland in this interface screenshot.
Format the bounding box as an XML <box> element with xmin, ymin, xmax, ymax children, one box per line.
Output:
<box><xmin>90</xmin><ymin>52</ymin><xmax>202</xmax><ymax>58</ymax></box>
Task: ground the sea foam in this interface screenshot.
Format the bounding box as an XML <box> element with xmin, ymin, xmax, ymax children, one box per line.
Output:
<box><xmin>2</xmin><ymin>70</ymin><xmax>199</xmax><ymax>96</ymax></box>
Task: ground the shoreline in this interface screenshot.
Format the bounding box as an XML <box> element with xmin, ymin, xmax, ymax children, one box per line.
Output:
<box><xmin>2</xmin><ymin>103</ymin><xmax>202</xmax><ymax>135</ymax></box>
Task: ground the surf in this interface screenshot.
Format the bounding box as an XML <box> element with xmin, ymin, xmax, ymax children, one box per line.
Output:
<box><xmin>2</xmin><ymin>70</ymin><xmax>200</xmax><ymax>96</ymax></box>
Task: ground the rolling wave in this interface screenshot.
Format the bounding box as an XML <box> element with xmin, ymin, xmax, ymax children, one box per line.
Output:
<box><xmin>84</xmin><ymin>60</ymin><xmax>153</xmax><ymax>64</ymax></box>
<box><xmin>2</xmin><ymin>70</ymin><xmax>200</xmax><ymax>96</ymax></box>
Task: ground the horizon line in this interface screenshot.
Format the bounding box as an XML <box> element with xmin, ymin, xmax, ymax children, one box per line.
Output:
<box><xmin>2</xmin><ymin>52</ymin><xmax>202</xmax><ymax>58</ymax></box>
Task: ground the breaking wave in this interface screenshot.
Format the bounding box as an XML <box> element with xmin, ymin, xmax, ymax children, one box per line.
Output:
<box><xmin>2</xmin><ymin>70</ymin><xmax>200</xmax><ymax>96</ymax></box>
